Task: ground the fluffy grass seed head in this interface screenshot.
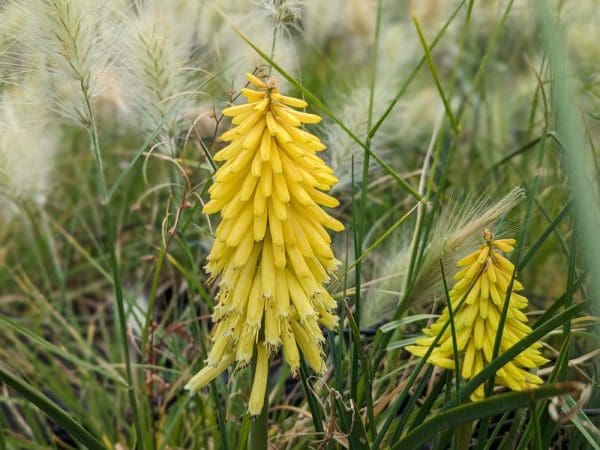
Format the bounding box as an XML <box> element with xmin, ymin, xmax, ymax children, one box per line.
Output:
<box><xmin>0</xmin><ymin>81</ymin><xmax>59</xmax><ymax>224</ymax></box>
<box><xmin>321</xmin><ymin>22</ymin><xmax>436</xmax><ymax>193</ymax></box>
<box><xmin>407</xmin><ymin>231</ymin><xmax>549</xmax><ymax>401</ymax></box>
<box><xmin>258</xmin><ymin>0</ymin><xmax>304</xmax><ymax>37</ymax></box>
<box><xmin>363</xmin><ymin>188</ymin><xmax>524</xmax><ymax>327</ymax></box>
<box><xmin>302</xmin><ymin>0</ymin><xmax>374</xmax><ymax>64</ymax></box>
<box><xmin>16</xmin><ymin>0</ymin><xmax>118</xmax><ymax>127</ymax></box>
<box><xmin>202</xmin><ymin>1</ymin><xmax>300</xmax><ymax>91</ymax></box>
<box><xmin>121</xmin><ymin>0</ymin><xmax>198</xmax><ymax>156</ymax></box>
<box><xmin>186</xmin><ymin>73</ymin><xmax>344</xmax><ymax>415</ymax></box>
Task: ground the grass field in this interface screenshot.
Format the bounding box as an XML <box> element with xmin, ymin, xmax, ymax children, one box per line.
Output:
<box><xmin>0</xmin><ymin>0</ymin><xmax>599</xmax><ymax>449</ymax></box>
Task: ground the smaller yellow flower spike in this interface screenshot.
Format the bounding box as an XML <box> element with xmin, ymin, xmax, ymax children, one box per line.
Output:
<box><xmin>186</xmin><ymin>73</ymin><xmax>344</xmax><ymax>415</ymax></box>
<box><xmin>407</xmin><ymin>230</ymin><xmax>549</xmax><ymax>401</ymax></box>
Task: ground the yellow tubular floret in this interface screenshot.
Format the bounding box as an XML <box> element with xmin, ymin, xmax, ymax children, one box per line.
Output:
<box><xmin>248</xmin><ymin>345</ymin><xmax>269</xmax><ymax>416</ymax></box>
<box><xmin>188</xmin><ymin>72</ymin><xmax>344</xmax><ymax>415</ymax></box>
<box><xmin>184</xmin><ymin>355</ymin><xmax>235</xmax><ymax>392</ymax></box>
<box><xmin>407</xmin><ymin>231</ymin><xmax>547</xmax><ymax>402</ymax></box>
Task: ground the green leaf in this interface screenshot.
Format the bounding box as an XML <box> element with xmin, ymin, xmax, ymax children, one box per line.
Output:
<box><xmin>411</xmin><ymin>15</ymin><xmax>460</xmax><ymax>134</ymax></box>
<box><xmin>379</xmin><ymin>314</ymin><xmax>438</xmax><ymax>334</ymax></box>
<box><xmin>0</xmin><ymin>314</ymin><xmax>126</xmax><ymax>386</ymax></box>
<box><xmin>385</xmin><ymin>336</ymin><xmax>420</xmax><ymax>351</ymax></box>
<box><xmin>391</xmin><ymin>384</ymin><xmax>580</xmax><ymax>450</ymax></box>
<box><xmin>0</xmin><ymin>365</ymin><xmax>106</xmax><ymax>450</ymax></box>
<box><xmin>560</xmin><ymin>395</ymin><xmax>600</xmax><ymax>450</ymax></box>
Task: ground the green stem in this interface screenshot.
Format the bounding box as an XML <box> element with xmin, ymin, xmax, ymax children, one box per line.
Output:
<box><xmin>412</xmin><ymin>14</ymin><xmax>460</xmax><ymax>134</ymax></box>
<box><xmin>105</xmin><ymin>213</ymin><xmax>146</xmax><ymax>450</ymax></box>
<box><xmin>267</xmin><ymin>26</ymin><xmax>278</xmax><ymax>77</ymax></box>
<box><xmin>210</xmin><ymin>381</ymin><xmax>230</xmax><ymax>450</ymax></box>
<box><xmin>81</xmin><ymin>82</ymin><xmax>107</xmax><ymax>204</ymax></box>
<box><xmin>248</xmin><ymin>406</ymin><xmax>268</xmax><ymax>450</ymax></box>
<box><xmin>351</xmin><ymin>0</ymin><xmax>382</xmax><ymax>411</ymax></box>
<box><xmin>80</xmin><ymin>77</ymin><xmax>145</xmax><ymax>447</ymax></box>
<box><xmin>141</xmin><ymin>247</ymin><xmax>167</xmax><ymax>357</ymax></box>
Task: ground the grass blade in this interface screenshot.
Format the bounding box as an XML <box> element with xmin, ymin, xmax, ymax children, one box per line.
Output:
<box><xmin>391</xmin><ymin>384</ymin><xmax>581</xmax><ymax>450</ymax></box>
<box><xmin>369</xmin><ymin>0</ymin><xmax>466</xmax><ymax>138</ymax></box>
<box><xmin>560</xmin><ymin>395</ymin><xmax>600</xmax><ymax>450</ymax></box>
<box><xmin>0</xmin><ymin>365</ymin><xmax>106</xmax><ymax>450</ymax></box>
<box><xmin>411</xmin><ymin>15</ymin><xmax>460</xmax><ymax>134</ymax></box>
<box><xmin>298</xmin><ymin>359</ymin><xmax>324</xmax><ymax>436</ymax></box>
<box><xmin>538</xmin><ymin>0</ymin><xmax>600</xmax><ymax>313</ymax></box>
<box><xmin>0</xmin><ymin>314</ymin><xmax>126</xmax><ymax>386</ymax></box>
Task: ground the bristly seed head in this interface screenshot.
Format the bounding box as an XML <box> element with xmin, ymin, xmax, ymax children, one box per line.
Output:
<box><xmin>258</xmin><ymin>0</ymin><xmax>304</xmax><ymax>37</ymax></box>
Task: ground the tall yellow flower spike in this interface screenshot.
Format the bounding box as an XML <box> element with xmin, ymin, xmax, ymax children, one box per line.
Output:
<box><xmin>407</xmin><ymin>230</ymin><xmax>548</xmax><ymax>401</ymax></box>
<box><xmin>185</xmin><ymin>73</ymin><xmax>344</xmax><ymax>415</ymax></box>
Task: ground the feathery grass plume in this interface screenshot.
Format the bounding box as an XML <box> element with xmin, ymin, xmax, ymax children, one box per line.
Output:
<box><xmin>302</xmin><ymin>0</ymin><xmax>374</xmax><ymax>66</ymax></box>
<box><xmin>16</xmin><ymin>0</ymin><xmax>117</xmax><ymax>126</ymax></box>
<box><xmin>315</xmin><ymin>13</ymin><xmax>430</xmax><ymax>192</ymax></box>
<box><xmin>122</xmin><ymin>0</ymin><xmax>199</xmax><ymax>156</ymax></box>
<box><xmin>324</xmin><ymin>82</ymin><xmax>441</xmax><ymax>193</ymax></box>
<box><xmin>258</xmin><ymin>0</ymin><xmax>303</xmax><ymax>37</ymax></box>
<box><xmin>323</xmin><ymin>85</ymin><xmax>384</xmax><ymax>193</ymax></box>
<box><xmin>202</xmin><ymin>1</ymin><xmax>300</xmax><ymax>90</ymax></box>
<box><xmin>407</xmin><ymin>230</ymin><xmax>549</xmax><ymax>401</ymax></box>
<box><xmin>362</xmin><ymin>188</ymin><xmax>524</xmax><ymax>327</ymax></box>
<box><xmin>0</xmin><ymin>2</ymin><xmax>33</xmax><ymax>87</ymax></box>
<box><xmin>186</xmin><ymin>72</ymin><xmax>344</xmax><ymax>415</ymax></box>
<box><xmin>0</xmin><ymin>81</ymin><xmax>58</xmax><ymax>224</ymax></box>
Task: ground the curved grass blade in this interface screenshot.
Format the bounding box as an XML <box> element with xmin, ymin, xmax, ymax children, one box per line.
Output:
<box><xmin>411</xmin><ymin>15</ymin><xmax>460</xmax><ymax>134</ymax></box>
<box><xmin>560</xmin><ymin>395</ymin><xmax>600</xmax><ymax>450</ymax></box>
<box><xmin>369</xmin><ymin>0</ymin><xmax>466</xmax><ymax>138</ymax></box>
<box><xmin>391</xmin><ymin>384</ymin><xmax>580</xmax><ymax>450</ymax></box>
<box><xmin>516</xmin><ymin>335</ymin><xmax>572</xmax><ymax>450</ymax></box>
<box><xmin>105</xmin><ymin>115</ymin><xmax>169</xmax><ymax>202</ymax></box>
<box><xmin>0</xmin><ymin>314</ymin><xmax>126</xmax><ymax>386</ymax></box>
<box><xmin>106</xmin><ymin>70</ymin><xmax>222</xmax><ymax>201</ymax></box>
<box><xmin>0</xmin><ymin>365</ymin><xmax>106</xmax><ymax>450</ymax></box>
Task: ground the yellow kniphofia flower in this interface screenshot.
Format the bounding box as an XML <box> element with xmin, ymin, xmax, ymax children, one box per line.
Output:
<box><xmin>407</xmin><ymin>230</ymin><xmax>548</xmax><ymax>401</ymax></box>
<box><xmin>185</xmin><ymin>73</ymin><xmax>344</xmax><ymax>415</ymax></box>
